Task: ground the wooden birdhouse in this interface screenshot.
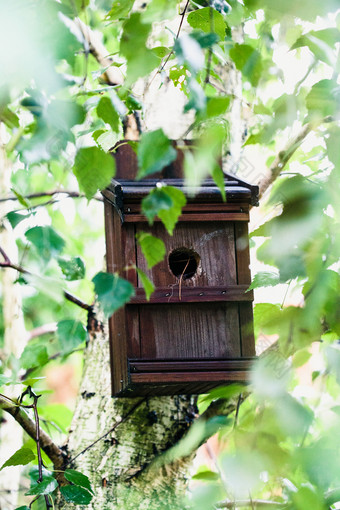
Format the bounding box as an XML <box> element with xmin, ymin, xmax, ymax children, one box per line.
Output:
<box><xmin>102</xmin><ymin>142</ymin><xmax>259</xmax><ymax>396</ymax></box>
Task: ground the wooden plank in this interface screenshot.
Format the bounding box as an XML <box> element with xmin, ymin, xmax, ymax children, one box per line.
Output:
<box><xmin>104</xmin><ymin>202</ymin><xmax>129</xmax><ymax>395</ymax></box>
<box><xmin>129</xmin><ymin>359</ymin><xmax>253</xmax><ymax>372</ymax></box>
<box><xmin>128</xmin><ymin>285</ymin><xmax>253</xmax><ymax>304</ymax></box>
<box><xmin>234</xmin><ymin>222</ymin><xmax>256</xmax><ymax>357</ymax></box>
<box><xmin>139</xmin><ymin>303</ymin><xmax>241</xmax><ymax>359</ymax></box>
<box><xmin>130</xmin><ymin>371</ymin><xmax>250</xmax><ymax>384</ymax></box>
<box><xmin>136</xmin><ymin>222</ymin><xmax>237</xmax><ymax>288</ymax></box>
<box><xmin>123</xmin><ymin>202</ymin><xmax>250</xmax><ymax>214</ymax></box>
<box><xmin>124</xmin><ymin>212</ymin><xmax>249</xmax><ymax>223</ymax></box>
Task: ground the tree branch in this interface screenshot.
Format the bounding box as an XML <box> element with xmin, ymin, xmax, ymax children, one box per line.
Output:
<box><xmin>0</xmin><ymin>190</ymin><xmax>103</xmax><ymax>204</ymax></box>
<box><xmin>0</xmin><ymin>394</ymin><xmax>65</xmax><ymax>472</ymax></box>
<box><xmin>259</xmin><ymin>115</ymin><xmax>334</xmax><ymax>199</ymax></box>
<box><xmin>74</xmin><ymin>18</ymin><xmax>124</xmax><ymax>86</ymax></box>
<box><xmin>0</xmin><ymin>246</ymin><xmax>92</xmax><ymax>312</ymax></box>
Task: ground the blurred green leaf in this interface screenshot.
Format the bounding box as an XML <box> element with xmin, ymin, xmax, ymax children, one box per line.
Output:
<box><xmin>192</xmin><ymin>470</ymin><xmax>220</xmax><ymax>481</ymax></box>
<box><xmin>73</xmin><ymin>146</ymin><xmax>115</xmax><ymax>200</ymax></box>
<box><xmin>136</xmin><ymin>232</ymin><xmax>166</xmax><ymax>269</ymax></box>
<box><xmin>248</xmin><ymin>271</ymin><xmax>280</xmax><ymax>290</ymax></box>
<box><xmin>6</xmin><ymin>211</ymin><xmax>31</xmax><ymax>229</ymax></box>
<box><xmin>120</xmin><ymin>13</ymin><xmax>158</xmax><ymax>83</ymax></box>
<box><xmin>229</xmin><ymin>43</ymin><xmax>263</xmax><ymax>87</ymax></box>
<box><xmin>107</xmin><ymin>0</ymin><xmax>134</xmax><ymax>20</ymax></box>
<box><xmin>57</xmin><ymin>320</ymin><xmax>87</xmax><ymax>354</ymax></box>
<box><xmin>142</xmin><ymin>186</ymin><xmax>186</xmax><ymax>234</ymax></box>
<box><xmin>0</xmin><ymin>447</ymin><xmax>35</xmax><ymax>470</ymax></box>
<box><xmin>291</xmin><ymin>28</ymin><xmax>340</xmax><ymax>65</ymax></box>
<box><xmin>306</xmin><ymin>79</ymin><xmax>340</xmax><ymax>119</ymax></box>
<box><xmin>25</xmin><ymin>226</ymin><xmax>65</xmax><ymax>262</ymax></box>
<box><xmin>58</xmin><ymin>256</ymin><xmax>85</xmax><ymax>281</ymax></box>
<box><xmin>137</xmin><ymin>129</ymin><xmax>177</xmax><ymax>179</ymax></box>
<box><xmin>20</xmin><ymin>342</ymin><xmax>49</xmax><ymax>370</ymax></box>
<box><xmin>92</xmin><ymin>272</ymin><xmax>134</xmax><ymax>318</ymax></box>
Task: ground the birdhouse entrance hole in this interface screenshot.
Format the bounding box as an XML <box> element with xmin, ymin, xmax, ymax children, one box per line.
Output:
<box><xmin>168</xmin><ymin>248</ymin><xmax>200</xmax><ymax>280</ymax></box>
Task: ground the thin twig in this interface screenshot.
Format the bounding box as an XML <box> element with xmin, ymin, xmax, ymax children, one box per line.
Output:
<box><xmin>0</xmin><ymin>246</ymin><xmax>92</xmax><ymax>312</ymax></box>
<box><xmin>216</xmin><ymin>499</ymin><xmax>286</xmax><ymax>508</ymax></box>
<box><xmin>259</xmin><ymin>115</ymin><xmax>334</xmax><ymax>199</ymax></box>
<box><xmin>68</xmin><ymin>398</ymin><xmax>146</xmax><ymax>464</ymax></box>
<box><xmin>0</xmin><ymin>190</ymin><xmax>103</xmax><ymax>203</ymax></box>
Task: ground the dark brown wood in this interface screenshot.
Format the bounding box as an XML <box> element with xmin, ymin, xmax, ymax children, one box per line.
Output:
<box><xmin>129</xmin><ymin>359</ymin><xmax>253</xmax><ymax>372</ymax></box>
<box><xmin>128</xmin><ymin>285</ymin><xmax>253</xmax><ymax>304</ymax></box>
<box><xmin>123</xmin><ymin>202</ymin><xmax>250</xmax><ymax>213</ymax></box>
<box><xmin>124</xmin><ymin>212</ymin><xmax>249</xmax><ymax>222</ymax></box>
<box><xmin>234</xmin><ymin>222</ymin><xmax>256</xmax><ymax>356</ymax></box>
<box><xmin>139</xmin><ymin>303</ymin><xmax>241</xmax><ymax>359</ymax></box>
<box><xmin>136</xmin><ymin>222</ymin><xmax>237</xmax><ymax>288</ymax></box>
<box><xmin>131</xmin><ymin>371</ymin><xmax>249</xmax><ymax>383</ymax></box>
<box><xmin>104</xmin><ymin>202</ymin><xmax>129</xmax><ymax>394</ymax></box>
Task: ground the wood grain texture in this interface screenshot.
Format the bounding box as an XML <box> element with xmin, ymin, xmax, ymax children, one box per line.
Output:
<box><xmin>129</xmin><ymin>359</ymin><xmax>253</xmax><ymax>372</ymax></box>
<box><xmin>124</xmin><ymin>212</ymin><xmax>249</xmax><ymax>222</ymax></box>
<box><xmin>104</xmin><ymin>203</ymin><xmax>129</xmax><ymax>394</ymax></box>
<box><xmin>139</xmin><ymin>303</ymin><xmax>241</xmax><ymax>359</ymax></box>
<box><xmin>234</xmin><ymin>222</ymin><xmax>256</xmax><ymax>356</ymax></box>
<box><xmin>128</xmin><ymin>285</ymin><xmax>253</xmax><ymax>304</ymax></box>
<box><xmin>136</xmin><ymin>222</ymin><xmax>237</xmax><ymax>288</ymax></box>
<box><xmin>131</xmin><ymin>371</ymin><xmax>249</xmax><ymax>383</ymax></box>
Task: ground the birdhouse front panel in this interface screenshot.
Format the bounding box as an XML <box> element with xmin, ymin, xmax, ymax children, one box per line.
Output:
<box><xmin>103</xmin><ymin>143</ymin><xmax>258</xmax><ymax>396</ymax></box>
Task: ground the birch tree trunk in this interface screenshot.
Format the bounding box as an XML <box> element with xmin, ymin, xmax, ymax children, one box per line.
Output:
<box><xmin>0</xmin><ymin>125</ymin><xmax>27</xmax><ymax>509</ymax></box>
<box><xmin>56</xmin><ymin>26</ymin><xmax>244</xmax><ymax>510</ymax></box>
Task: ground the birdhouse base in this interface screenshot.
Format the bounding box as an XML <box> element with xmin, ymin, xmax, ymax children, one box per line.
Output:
<box><xmin>115</xmin><ymin>358</ymin><xmax>253</xmax><ymax>396</ymax></box>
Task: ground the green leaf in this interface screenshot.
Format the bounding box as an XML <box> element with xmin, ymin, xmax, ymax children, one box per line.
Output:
<box><xmin>107</xmin><ymin>0</ymin><xmax>134</xmax><ymax>20</ymax></box>
<box><xmin>20</xmin><ymin>343</ymin><xmax>49</xmax><ymax>370</ymax></box>
<box><xmin>291</xmin><ymin>28</ymin><xmax>340</xmax><ymax>65</ymax></box>
<box><xmin>306</xmin><ymin>79</ymin><xmax>340</xmax><ymax>119</ymax></box>
<box><xmin>0</xmin><ymin>447</ymin><xmax>36</xmax><ymax>470</ymax></box>
<box><xmin>137</xmin><ymin>129</ymin><xmax>177</xmax><ymax>179</ymax></box>
<box><xmin>57</xmin><ymin>320</ymin><xmax>87</xmax><ymax>354</ymax></box>
<box><xmin>64</xmin><ymin>469</ymin><xmax>94</xmax><ymax>494</ymax></box>
<box><xmin>0</xmin><ymin>106</ymin><xmax>19</xmax><ymax>128</ymax></box>
<box><xmin>206</xmin><ymin>96</ymin><xmax>231</xmax><ymax>118</ymax></box>
<box><xmin>229</xmin><ymin>43</ymin><xmax>263</xmax><ymax>87</ymax></box>
<box><xmin>192</xmin><ymin>470</ymin><xmax>220</xmax><ymax>481</ymax></box>
<box><xmin>92</xmin><ymin>272</ymin><xmax>135</xmax><ymax>318</ymax></box>
<box><xmin>58</xmin><ymin>256</ymin><xmax>85</xmax><ymax>281</ymax></box>
<box><xmin>248</xmin><ymin>271</ymin><xmax>280</xmax><ymax>290</ymax></box>
<box><xmin>190</xmin><ymin>31</ymin><xmax>220</xmax><ymax>49</ymax></box>
<box><xmin>73</xmin><ymin>146</ymin><xmax>115</xmax><ymax>200</ymax></box>
<box><xmin>292</xmin><ymin>349</ymin><xmax>312</xmax><ymax>368</ymax></box>
<box><xmin>0</xmin><ymin>374</ymin><xmax>11</xmax><ymax>387</ymax></box>
<box><xmin>212</xmin><ymin>164</ymin><xmax>226</xmax><ymax>202</ymax></box>
<box><xmin>120</xmin><ymin>13</ymin><xmax>158</xmax><ymax>83</ymax></box>
<box><xmin>25</xmin><ymin>226</ymin><xmax>65</xmax><ymax>262</ymax></box>
<box><xmin>25</xmin><ymin>475</ymin><xmax>58</xmax><ymax>496</ymax></box>
<box><xmin>136</xmin><ymin>268</ymin><xmax>155</xmax><ymax>301</ymax></box>
<box><xmin>6</xmin><ymin>211</ymin><xmax>31</xmax><ymax>229</ymax></box>
<box><xmin>96</xmin><ymin>96</ymin><xmax>120</xmax><ymax>132</ymax></box>
<box><xmin>15</xmin><ymin>507</ymin><xmax>30</xmax><ymax>510</ymax></box>
<box><xmin>136</xmin><ymin>232</ymin><xmax>166</xmax><ymax>269</ymax></box>
<box><xmin>142</xmin><ymin>186</ymin><xmax>186</xmax><ymax>234</ymax></box>
<box><xmin>60</xmin><ymin>485</ymin><xmax>93</xmax><ymax>505</ymax></box>
<box><xmin>187</xmin><ymin>7</ymin><xmax>226</xmax><ymax>40</ymax></box>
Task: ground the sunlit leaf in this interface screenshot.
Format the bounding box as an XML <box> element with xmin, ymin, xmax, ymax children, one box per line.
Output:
<box><xmin>96</xmin><ymin>96</ymin><xmax>120</xmax><ymax>132</ymax></box>
<box><xmin>229</xmin><ymin>43</ymin><xmax>263</xmax><ymax>87</ymax></box>
<box><xmin>25</xmin><ymin>475</ymin><xmax>58</xmax><ymax>496</ymax></box>
<box><xmin>73</xmin><ymin>146</ymin><xmax>115</xmax><ymax>200</ymax></box>
<box><xmin>136</xmin><ymin>268</ymin><xmax>155</xmax><ymax>301</ymax></box>
<box><xmin>20</xmin><ymin>342</ymin><xmax>49</xmax><ymax>370</ymax></box>
<box><xmin>141</xmin><ymin>185</ymin><xmax>186</xmax><ymax>234</ymax></box>
<box><xmin>187</xmin><ymin>7</ymin><xmax>226</xmax><ymax>40</ymax></box>
<box><xmin>136</xmin><ymin>232</ymin><xmax>166</xmax><ymax>269</ymax></box>
<box><xmin>0</xmin><ymin>447</ymin><xmax>35</xmax><ymax>471</ymax></box>
<box><xmin>306</xmin><ymin>79</ymin><xmax>340</xmax><ymax>119</ymax></box>
<box><xmin>248</xmin><ymin>271</ymin><xmax>280</xmax><ymax>290</ymax></box>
